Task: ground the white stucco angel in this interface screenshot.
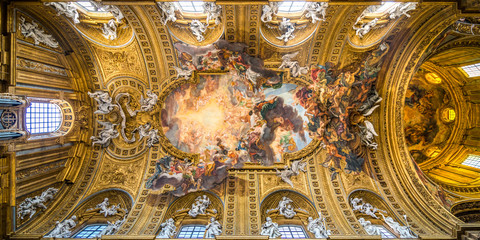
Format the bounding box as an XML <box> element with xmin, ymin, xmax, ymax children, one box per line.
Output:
<box><xmin>44</xmin><ymin>2</ymin><xmax>80</xmax><ymax>24</ymax></box>
<box><xmin>158</xmin><ymin>2</ymin><xmax>178</xmax><ymax>25</ymax></box>
<box><xmin>190</xmin><ymin>20</ymin><xmax>207</xmax><ymax>42</ymax></box>
<box><xmin>278</xmin><ymin>52</ymin><xmax>309</xmax><ymax>78</ymax></box>
<box><xmin>353</xmin><ymin>18</ymin><xmax>379</xmax><ymax>38</ymax></box>
<box><xmin>88</xmin><ymin>91</ymin><xmax>116</xmax><ymax>114</ymax></box>
<box><xmin>358</xmin><ymin>218</ymin><xmax>382</xmax><ymax>235</ymax></box>
<box><xmin>44</xmin><ymin>215</ymin><xmax>77</xmax><ymax>238</ymax></box>
<box><xmin>91</xmin><ymin>121</ymin><xmax>119</xmax><ymax>147</ymax></box>
<box><xmin>139</xmin><ymin>90</ymin><xmax>158</xmax><ymax>112</ymax></box>
<box><xmin>188</xmin><ymin>195</ymin><xmax>211</xmax><ymax>217</ymax></box>
<box><xmin>99</xmin><ymin>216</ymin><xmax>126</xmax><ymax>236</ymax></box>
<box><xmin>157</xmin><ymin>218</ymin><xmax>177</xmax><ymax>238</ymax></box>
<box><xmin>276</xmin><ymin>196</ymin><xmax>296</xmax><ymax>218</ymax></box>
<box><xmin>137</xmin><ymin>123</ymin><xmax>159</xmax><ymax>148</ymax></box>
<box><xmin>19</xmin><ymin>17</ymin><xmax>59</xmax><ymax>48</ymax></box>
<box><xmin>275</xmin><ymin>159</ymin><xmax>307</xmax><ymax>187</ymax></box>
<box><xmin>261</xmin><ymin>2</ymin><xmax>278</xmax><ymax>23</ymax></box>
<box><xmin>261</xmin><ymin>217</ymin><xmax>281</xmax><ymax>238</ymax></box>
<box><xmin>173</xmin><ymin>66</ymin><xmax>194</xmax><ymax>80</ymax></box>
<box><xmin>102</xmin><ymin>19</ymin><xmax>117</xmax><ymax>40</ymax></box>
<box><xmin>304</xmin><ymin>2</ymin><xmax>328</xmax><ymax>23</ymax></box>
<box><xmin>276</xmin><ymin>17</ymin><xmax>296</xmax><ymax>43</ymax></box>
<box><xmin>18</xmin><ymin>187</ymin><xmax>58</xmax><ymax>220</ymax></box>
<box><xmin>307</xmin><ymin>212</ymin><xmax>331</xmax><ymax>238</ymax></box>
<box><xmin>204</xmin><ymin>2</ymin><xmax>222</xmax><ymax>26</ymax></box>
<box><xmin>205</xmin><ymin>217</ymin><xmax>222</xmax><ymax>238</ymax></box>
<box><xmin>388</xmin><ymin>3</ymin><xmax>417</xmax><ymax>20</ymax></box>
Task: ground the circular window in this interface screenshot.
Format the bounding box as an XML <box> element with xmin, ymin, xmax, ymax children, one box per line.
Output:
<box><xmin>441</xmin><ymin>108</ymin><xmax>455</xmax><ymax>123</ymax></box>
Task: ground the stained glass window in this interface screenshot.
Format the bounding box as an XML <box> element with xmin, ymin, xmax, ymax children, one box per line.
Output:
<box><xmin>375</xmin><ymin>225</ymin><xmax>397</xmax><ymax>238</ymax></box>
<box><xmin>73</xmin><ymin>224</ymin><xmax>107</xmax><ymax>238</ymax></box>
<box><xmin>277</xmin><ymin>2</ymin><xmax>307</xmax><ymax>13</ymax></box>
<box><xmin>26</xmin><ymin>102</ymin><xmax>62</xmax><ymax>134</ymax></box>
<box><xmin>176</xmin><ymin>225</ymin><xmax>206</xmax><ymax>239</ymax></box>
<box><xmin>278</xmin><ymin>225</ymin><xmax>307</xmax><ymax>239</ymax></box>
<box><xmin>176</xmin><ymin>2</ymin><xmax>205</xmax><ymax>13</ymax></box>
<box><xmin>461</xmin><ymin>63</ymin><xmax>480</xmax><ymax>78</ymax></box>
<box><xmin>462</xmin><ymin>155</ymin><xmax>480</xmax><ymax>169</ymax></box>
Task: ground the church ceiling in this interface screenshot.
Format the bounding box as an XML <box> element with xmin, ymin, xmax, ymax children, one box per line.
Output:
<box><xmin>3</xmin><ymin>0</ymin><xmax>480</xmax><ymax>239</ymax></box>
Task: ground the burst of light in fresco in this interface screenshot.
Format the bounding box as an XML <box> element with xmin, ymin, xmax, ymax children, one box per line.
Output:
<box><xmin>162</xmin><ymin>74</ymin><xmax>312</xmax><ymax>165</ymax></box>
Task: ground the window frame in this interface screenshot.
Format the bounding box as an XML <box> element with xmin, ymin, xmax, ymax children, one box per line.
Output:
<box><xmin>462</xmin><ymin>154</ymin><xmax>480</xmax><ymax>170</ymax></box>
<box><xmin>174</xmin><ymin>224</ymin><xmax>207</xmax><ymax>239</ymax></box>
<box><xmin>277</xmin><ymin>224</ymin><xmax>308</xmax><ymax>239</ymax></box>
<box><xmin>72</xmin><ymin>223</ymin><xmax>108</xmax><ymax>239</ymax></box>
<box><xmin>25</xmin><ymin>101</ymin><xmax>63</xmax><ymax>135</ymax></box>
<box><xmin>460</xmin><ymin>63</ymin><xmax>480</xmax><ymax>78</ymax></box>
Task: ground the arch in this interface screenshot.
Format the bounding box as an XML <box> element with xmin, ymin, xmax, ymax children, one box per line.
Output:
<box><xmin>260</xmin><ymin>190</ymin><xmax>318</xmax><ymax>238</ymax></box>
<box><xmin>450</xmin><ymin>200</ymin><xmax>480</xmax><ymax>223</ymax></box>
<box><xmin>157</xmin><ymin>191</ymin><xmax>224</xmax><ymax>236</ymax></box>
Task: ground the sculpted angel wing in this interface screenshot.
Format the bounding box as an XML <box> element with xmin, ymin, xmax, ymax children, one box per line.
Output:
<box><xmin>364</xmin><ymin>120</ymin><xmax>378</xmax><ymax>137</ymax></box>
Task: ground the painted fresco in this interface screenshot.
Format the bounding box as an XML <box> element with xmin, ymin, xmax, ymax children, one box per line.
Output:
<box><xmin>146</xmin><ymin>40</ymin><xmax>389</xmax><ymax>195</ymax></box>
<box><xmin>403</xmin><ymin>71</ymin><xmax>452</xmax><ymax>164</ymax></box>
<box><xmin>162</xmin><ymin>75</ymin><xmax>311</xmax><ymax>165</ymax></box>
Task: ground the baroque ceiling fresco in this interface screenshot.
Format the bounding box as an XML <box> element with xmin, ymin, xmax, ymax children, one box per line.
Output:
<box><xmin>1</xmin><ymin>0</ymin><xmax>480</xmax><ymax>239</ymax></box>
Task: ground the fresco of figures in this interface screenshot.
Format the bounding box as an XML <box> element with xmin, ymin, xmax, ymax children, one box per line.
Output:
<box><xmin>149</xmin><ymin>40</ymin><xmax>389</xmax><ymax>195</ymax></box>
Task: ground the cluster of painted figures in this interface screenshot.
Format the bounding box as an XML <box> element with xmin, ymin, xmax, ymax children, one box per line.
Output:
<box><xmin>144</xmin><ymin>40</ymin><xmax>387</xmax><ymax>195</ymax></box>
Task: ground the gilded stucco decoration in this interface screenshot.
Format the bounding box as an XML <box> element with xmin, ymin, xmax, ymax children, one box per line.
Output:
<box><xmin>4</xmin><ymin>1</ymin><xmax>480</xmax><ymax>240</ymax></box>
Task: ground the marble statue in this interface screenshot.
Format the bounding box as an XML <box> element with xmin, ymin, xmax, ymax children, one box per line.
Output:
<box><xmin>157</xmin><ymin>218</ymin><xmax>176</xmax><ymax>238</ymax></box>
<box><xmin>304</xmin><ymin>2</ymin><xmax>328</xmax><ymax>23</ymax></box>
<box><xmin>88</xmin><ymin>91</ymin><xmax>116</xmax><ymax>114</ymax></box>
<box><xmin>190</xmin><ymin>20</ymin><xmax>207</xmax><ymax>42</ymax></box>
<box><xmin>173</xmin><ymin>66</ymin><xmax>194</xmax><ymax>80</ymax></box>
<box><xmin>307</xmin><ymin>212</ymin><xmax>331</xmax><ymax>238</ymax></box>
<box><xmin>350</xmin><ymin>197</ymin><xmax>386</xmax><ymax>219</ymax></box>
<box><xmin>204</xmin><ymin>2</ymin><xmax>222</xmax><ymax>26</ymax></box>
<box><xmin>278</xmin><ymin>52</ymin><xmax>309</xmax><ymax>78</ymax></box>
<box><xmin>261</xmin><ymin>217</ymin><xmax>281</xmax><ymax>238</ymax></box>
<box><xmin>91</xmin><ymin>121</ymin><xmax>119</xmax><ymax>147</ymax></box>
<box><xmin>358</xmin><ymin>99</ymin><xmax>382</xmax><ymax>150</ymax></box>
<box><xmin>261</xmin><ymin>2</ymin><xmax>278</xmax><ymax>23</ymax></box>
<box><xmin>276</xmin><ymin>18</ymin><xmax>296</xmax><ymax>43</ymax></box>
<box><xmin>380</xmin><ymin>213</ymin><xmax>417</xmax><ymax>238</ymax></box>
<box><xmin>137</xmin><ymin>123</ymin><xmax>159</xmax><ymax>148</ymax></box>
<box><xmin>275</xmin><ymin>159</ymin><xmax>307</xmax><ymax>187</ymax></box>
<box><xmin>102</xmin><ymin>19</ymin><xmax>117</xmax><ymax>40</ymax></box>
<box><xmin>388</xmin><ymin>3</ymin><xmax>417</xmax><ymax>19</ymax></box>
<box><xmin>17</xmin><ymin>188</ymin><xmax>58</xmax><ymax>220</ymax></box>
<box><xmin>98</xmin><ymin>198</ymin><xmax>121</xmax><ymax>217</ymax></box>
<box><xmin>89</xmin><ymin>1</ymin><xmax>124</xmax><ymax>22</ymax></box>
<box><xmin>19</xmin><ymin>17</ymin><xmax>59</xmax><ymax>48</ymax></box>
<box><xmin>354</xmin><ymin>5</ymin><xmax>381</xmax><ymax>26</ymax></box>
<box><xmin>44</xmin><ymin>215</ymin><xmax>77</xmax><ymax>238</ymax></box>
<box><xmin>44</xmin><ymin>2</ymin><xmax>80</xmax><ymax>24</ymax></box>
<box><xmin>99</xmin><ymin>216</ymin><xmax>126</xmax><ymax>236</ymax></box>
<box><xmin>158</xmin><ymin>2</ymin><xmax>178</xmax><ymax>25</ymax></box>
<box><xmin>188</xmin><ymin>195</ymin><xmax>211</xmax><ymax>218</ymax></box>
<box><xmin>205</xmin><ymin>217</ymin><xmax>222</xmax><ymax>238</ymax></box>
<box><xmin>139</xmin><ymin>90</ymin><xmax>158</xmax><ymax>112</ymax></box>
<box><xmin>276</xmin><ymin>196</ymin><xmax>297</xmax><ymax>218</ymax></box>
<box><xmin>353</xmin><ymin>18</ymin><xmax>378</xmax><ymax>38</ymax></box>
<box><xmin>358</xmin><ymin>218</ymin><xmax>382</xmax><ymax>235</ymax></box>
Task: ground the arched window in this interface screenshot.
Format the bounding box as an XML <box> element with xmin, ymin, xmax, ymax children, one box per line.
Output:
<box><xmin>460</xmin><ymin>63</ymin><xmax>480</xmax><ymax>78</ymax></box>
<box><xmin>278</xmin><ymin>225</ymin><xmax>308</xmax><ymax>239</ymax></box>
<box><xmin>462</xmin><ymin>154</ymin><xmax>480</xmax><ymax>169</ymax></box>
<box><xmin>26</xmin><ymin>102</ymin><xmax>62</xmax><ymax>134</ymax></box>
<box><xmin>441</xmin><ymin>108</ymin><xmax>456</xmax><ymax>123</ymax></box>
<box><xmin>176</xmin><ymin>2</ymin><xmax>205</xmax><ymax>13</ymax></box>
<box><xmin>73</xmin><ymin>224</ymin><xmax>108</xmax><ymax>238</ymax></box>
<box><xmin>277</xmin><ymin>1</ymin><xmax>307</xmax><ymax>14</ymax></box>
<box><xmin>175</xmin><ymin>225</ymin><xmax>206</xmax><ymax>239</ymax></box>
